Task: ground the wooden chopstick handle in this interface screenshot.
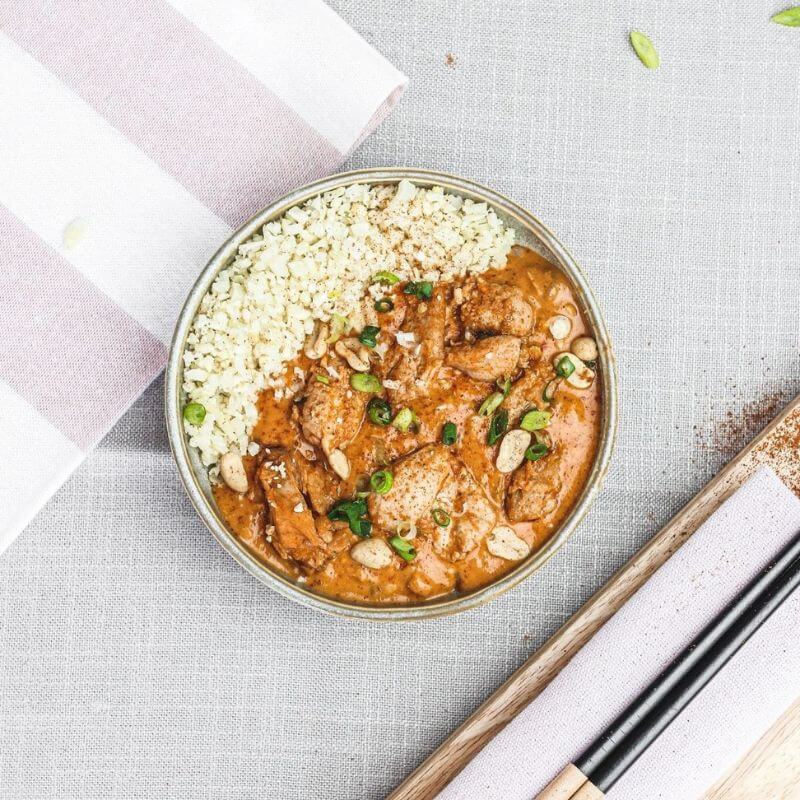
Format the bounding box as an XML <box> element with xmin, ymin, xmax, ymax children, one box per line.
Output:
<box><xmin>570</xmin><ymin>780</ymin><xmax>605</xmax><ymax>799</ymax></box>
<box><xmin>534</xmin><ymin>763</ymin><xmax>604</xmax><ymax>799</ymax></box>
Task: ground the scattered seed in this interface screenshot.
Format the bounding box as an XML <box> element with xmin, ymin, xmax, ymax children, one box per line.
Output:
<box><xmin>571</xmin><ymin>336</ymin><xmax>598</xmax><ymax>362</ymax></box>
<box><xmin>772</xmin><ymin>7</ymin><xmax>800</xmax><ymax>26</ymax></box>
<box><xmin>548</xmin><ymin>315</ymin><xmax>572</xmax><ymax>340</ymax></box>
<box><xmin>496</xmin><ymin>429</ymin><xmax>532</xmax><ymax>473</ymax></box>
<box><xmin>487</xmin><ymin>526</ymin><xmax>531</xmax><ymax>561</ymax></box>
<box><xmin>350</xmin><ymin>538</ymin><xmax>393</xmax><ymax>569</ymax></box>
<box><xmin>630</xmin><ymin>30</ymin><xmax>660</xmax><ymax>69</ymax></box>
<box><xmin>220</xmin><ymin>452</ymin><xmax>248</xmax><ymax>493</ymax></box>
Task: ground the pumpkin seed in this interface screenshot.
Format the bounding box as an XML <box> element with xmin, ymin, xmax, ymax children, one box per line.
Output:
<box><xmin>630</xmin><ymin>31</ymin><xmax>660</xmax><ymax>69</ymax></box>
<box><xmin>772</xmin><ymin>7</ymin><xmax>800</xmax><ymax>25</ymax></box>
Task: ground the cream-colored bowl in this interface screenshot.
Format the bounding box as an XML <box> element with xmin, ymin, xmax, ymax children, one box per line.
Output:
<box><xmin>165</xmin><ymin>168</ymin><xmax>617</xmax><ymax>620</ymax></box>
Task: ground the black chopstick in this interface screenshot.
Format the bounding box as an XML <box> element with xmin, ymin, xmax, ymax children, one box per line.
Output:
<box><xmin>572</xmin><ymin>527</ymin><xmax>800</xmax><ymax>795</ymax></box>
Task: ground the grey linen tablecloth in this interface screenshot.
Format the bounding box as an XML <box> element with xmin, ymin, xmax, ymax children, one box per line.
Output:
<box><xmin>2</xmin><ymin>2</ymin><xmax>799</xmax><ymax>798</ymax></box>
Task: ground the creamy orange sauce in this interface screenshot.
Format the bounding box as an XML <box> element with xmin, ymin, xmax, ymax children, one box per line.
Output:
<box><xmin>214</xmin><ymin>246</ymin><xmax>602</xmax><ymax>605</ymax></box>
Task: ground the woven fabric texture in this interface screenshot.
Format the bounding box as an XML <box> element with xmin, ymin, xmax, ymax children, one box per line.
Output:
<box><xmin>2</xmin><ymin>2</ymin><xmax>799</xmax><ymax>799</ymax></box>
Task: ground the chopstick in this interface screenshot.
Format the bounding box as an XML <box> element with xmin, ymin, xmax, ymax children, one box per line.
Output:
<box><xmin>535</xmin><ymin>527</ymin><xmax>800</xmax><ymax>800</ymax></box>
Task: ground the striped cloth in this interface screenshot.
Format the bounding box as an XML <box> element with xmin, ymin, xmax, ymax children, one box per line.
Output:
<box><xmin>0</xmin><ymin>1</ymin><xmax>406</xmax><ymax>553</ymax></box>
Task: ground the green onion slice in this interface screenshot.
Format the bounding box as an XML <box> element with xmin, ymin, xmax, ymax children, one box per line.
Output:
<box><xmin>496</xmin><ymin>377</ymin><xmax>512</xmax><ymax>397</ymax></box>
<box><xmin>374</xmin><ymin>298</ymin><xmax>394</xmax><ymax>313</ymax></box>
<box><xmin>478</xmin><ymin>391</ymin><xmax>504</xmax><ymax>417</ymax></box>
<box><xmin>388</xmin><ymin>535</ymin><xmax>417</xmax><ymax>562</ymax></box>
<box><xmin>183</xmin><ymin>402</ymin><xmax>206</xmax><ymax>426</ymax></box>
<box><xmin>555</xmin><ymin>355</ymin><xmax>576</xmax><ymax>379</ymax></box>
<box><xmin>370</xmin><ymin>469</ymin><xmax>393</xmax><ymax>495</ymax></box>
<box><xmin>525</xmin><ymin>442</ymin><xmax>549</xmax><ymax>462</ymax></box>
<box><xmin>442</xmin><ymin>421</ymin><xmax>458</xmax><ymax>446</ymax></box>
<box><xmin>350</xmin><ymin>373</ymin><xmax>382</xmax><ymax>393</ymax></box>
<box><xmin>542</xmin><ymin>379</ymin><xmax>559</xmax><ymax>403</ymax></box>
<box><xmin>327</xmin><ymin>497</ymin><xmax>371</xmax><ymax>537</ymax></box>
<box><xmin>315</xmin><ymin>373</ymin><xmax>330</xmax><ymax>385</ymax></box>
<box><xmin>772</xmin><ymin>7</ymin><xmax>800</xmax><ymax>26</ymax></box>
<box><xmin>392</xmin><ymin>407</ymin><xmax>415</xmax><ymax>432</ymax></box>
<box><xmin>373</xmin><ymin>271</ymin><xmax>400</xmax><ymax>285</ymax></box>
<box><xmin>431</xmin><ymin>508</ymin><xmax>451</xmax><ymax>528</ymax></box>
<box><xmin>367</xmin><ymin>397</ymin><xmax>392</xmax><ymax>426</ymax></box>
<box><xmin>403</xmin><ymin>281</ymin><xmax>433</xmax><ymax>300</ymax></box>
<box><xmin>327</xmin><ymin>313</ymin><xmax>350</xmax><ymax>343</ymax></box>
<box><xmin>358</xmin><ymin>325</ymin><xmax>380</xmax><ymax>349</ymax></box>
<box><xmin>629</xmin><ymin>31</ymin><xmax>660</xmax><ymax>69</ymax></box>
<box><xmin>487</xmin><ymin>410</ymin><xmax>509</xmax><ymax>445</ymax></box>
<box><xmin>520</xmin><ymin>409</ymin><xmax>552</xmax><ymax>432</ymax></box>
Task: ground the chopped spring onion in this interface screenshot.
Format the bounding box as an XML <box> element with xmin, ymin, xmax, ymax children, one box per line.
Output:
<box><xmin>370</xmin><ymin>469</ymin><xmax>393</xmax><ymax>495</ymax></box>
<box><xmin>358</xmin><ymin>325</ymin><xmax>380</xmax><ymax>349</ymax></box>
<box><xmin>183</xmin><ymin>402</ymin><xmax>206</xmax><ymax>426</ymax></box>
<box><xmin>520</xmin><ymin>409</ymin><xmax>551</xmax><ymax>432</ymax></box>
<box><xmin>555</xmin><ymin>355</ymin><xmax>576</xmax><ymax>379</ymax></box>
<box><xmin>395</xmin><ymin>520</ymin><xmax>417</xmax><ymax>540</ymax></box>
<box><xmin>374</xmin><ymin>298</ymin><xmax>394</xmax><ymax>313</ymax></box>
<box><xmin>327</xmin><ymin>497</ymin><xmax>371</xmax><ymax>537</ymax></box>
<box><xmin>431</xmin><ymin>508</ymin><xmax>451</xmax><ymax>528</ymax></box>
<box><xmin>442</xmin><ymin>421</ymin><xmax>458</xmax><ymax>446</ymax></box>
<box><xmin>374</xmin><ymin>271</ymin><xmax>400</xmax><ymax>285</ymax></box>
<box><xmin>772</xmin><ymin>7</ymin><xmax>800</xmax><ymax>26</ymax></box>
<box><xmin>315</xmin><ymin>373</ymin><xmax>330</xmax><ymax>385</ymax></box>
<box><xmin>388</xmin><ymin>535</ymin><xmax>417</xmax><ymax>562</ymax></box>
<box><xmin>350</xmin><ymin>373</ymin><xmax>382</xmax><ymax>393</ymax></box>
<box><xmin>403</xmin><ymin>281</ymin><xmax>433</xmax><ymax>300</ymax></box>
<box><xmin>478</xmin><ymin>391</ymin><xmax>504</xmax><ymax>417</ymax></box>
<box><xmin>392</xmin><ymin>407</ymin><xmax>415</xmax><ymax>432</ymax></box>
<box><xmin>542</xmin><ymin>379</ymin><xmax>559</xmax><ymax>403</ymax></box>
<box><xmin>496</xmin><ymin>377</ymin><xmax>512</xmax><ymax>397</ymax></box>
<box><xmin>487</xmin><ymin>409</ymin><xmax>509</xmax><ymax>445</ymax></box>
<box><xmin>367</xmin><ymin>397</ymin><xmax>392</xmax><ymax>426</ymax></box>
<box><xmin>327</xmin><ymin>313</ymin><xmax>350</xmax><ymax>343</ymax></box>
<box><xmin>525</xmin><ymin>442</ymin><xmax>549</xmax><ymax>462</ymax></box>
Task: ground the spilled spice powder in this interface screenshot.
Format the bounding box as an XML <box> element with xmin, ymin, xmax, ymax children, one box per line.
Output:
<box><xmin>708</xmin><ymin>391</ymin><xmax>790</xmax><ymax>462</ymax></box>
<box><xmin>693</xmin><ymin>388</ymin><xmax>800</xmax><ymax>495</ymax></box>
<box><xmin>749</xmin><ymin>402</ymin><xmax>800</xmax><ymax>495</ymax></box>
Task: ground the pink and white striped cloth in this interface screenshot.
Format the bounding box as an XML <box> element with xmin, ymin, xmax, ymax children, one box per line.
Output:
<box><xmin>0</xmin><ymin>0</ymin><xmax>406</xmax><ymax>553</ymax></box>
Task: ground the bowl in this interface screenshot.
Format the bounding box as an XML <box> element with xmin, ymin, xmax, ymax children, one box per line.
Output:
<box><xmin>165</xmin><ymin>168</ymin><xmax>617</xmax><ymax>620</ymax></box>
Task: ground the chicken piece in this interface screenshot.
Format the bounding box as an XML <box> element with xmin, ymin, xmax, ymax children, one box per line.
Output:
<box><xmin>460</xmin><ymin>280</ymin><xmax>534</xmax><ymax>336</ymax></box>
<box><xmin>446</xmin><ymin>335</ymin><xmax>521</xmax><ymax>382</ymax></box>
<box><xmin>300</xmin><ymin>357</ymin><xmax>367</xmax><ymax>456</ymax></box>
<box><xmin>258</xmin><ymin>451</ymin><xmax>329</xmax><ymax>569</ymax></box>
<box><xmin>503</xmin><ymin>370</ymin><xmax>542</xmax><ymax>425</ymax></box>
<box><xmin>386</xmin><ymin>287</ymin><xmax>447</xmax><ymax>398</ymax></box>
<box><xmin>444</xmin><ymin>284</ymin><xmax>465</xmax><ymax>345</ymax></box>
<box><xmin>458</xmin><ymin>415</ymin><xmax>506</xmax><ymax>505</ymax></box>
<box><xmin>412</xmin><ymin>286</ymin><xmax>447</xmax><ymax>372</ymax></box>
<box><xmin>406</xmin><ymin>452</ymin><xmax>496</xmax><ymax>561</ymax></box>
<box><xmin>446</xmin><ymin>461</ymin><xmax>497</xmax><ymax>559</ymax></box>
<box><xmin>506</xmin><ymin>456</ymin><xmax>562</xmax><ymax>522</ymax></box>
<box><xmin>406</xmin><ymin>541</ymin><xmax>457</xmax><ymax>599</ymax></box>
<box><xmin>292</xmin><ymin>456</ymin><xmax>341</xmax><ymax>515</ymax></box>
<box><xmin>368</xmin><ymin>444</ymin><xmax>452</xmax><ymax>530</ymax></box>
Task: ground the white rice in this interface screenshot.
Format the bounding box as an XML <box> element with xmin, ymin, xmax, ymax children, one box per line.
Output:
<box><xmin>182</xmin><ymin>180</ymin><xmax>515</xmax><ymax>471</ymax></box>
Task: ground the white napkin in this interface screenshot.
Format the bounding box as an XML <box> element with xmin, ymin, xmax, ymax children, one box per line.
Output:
<box><xmin>0</xmin><ymin>0</ymin><xmax>406</xmax><ymax>553</ymax></box>
<box><xmin>439</xmin><ymin>467</ymin><xmax>800</xmax><ymax>800</ymax></box>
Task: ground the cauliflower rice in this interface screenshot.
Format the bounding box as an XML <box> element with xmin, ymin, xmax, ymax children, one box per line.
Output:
<box><xmin>182</xmin><ymin>180</ymin><xmax>516</xmax><ymax>471</ymax></box>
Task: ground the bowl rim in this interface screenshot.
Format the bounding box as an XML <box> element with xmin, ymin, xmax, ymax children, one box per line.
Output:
<box><xmin>165</xmin><ymin>167</ymin><xmax>618</xmax><ymax>621</ymax></box>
